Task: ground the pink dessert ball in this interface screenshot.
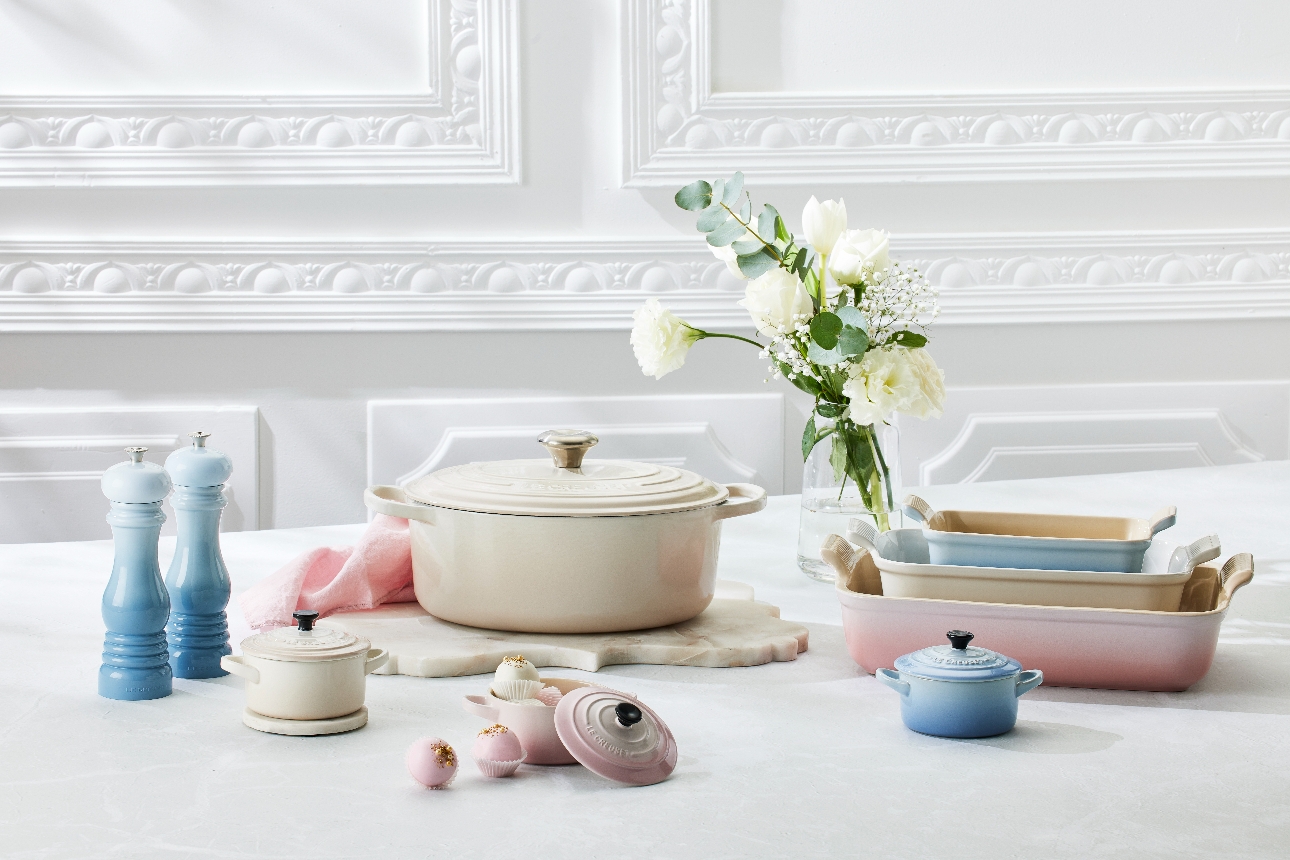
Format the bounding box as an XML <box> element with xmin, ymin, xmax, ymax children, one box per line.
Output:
<box><xmin>406</xmin><ymin>737</ymin><xmax>458</xmax><ymax>789</ymax></box>
<box><xmin>536</xmin><ymin>685</ymin><xmax>563</xmax><ymax>706</ymax></box>
<box><xmin>472</xmin><ymin>724</ymin><xmax>523</xmax><ymax>762</ymax></box>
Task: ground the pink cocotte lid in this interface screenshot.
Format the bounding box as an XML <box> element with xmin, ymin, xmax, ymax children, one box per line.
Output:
<box><xmin>553</xmin><ymin>687</ymin><xmax>678</xmax><ymax>786</ymax></box>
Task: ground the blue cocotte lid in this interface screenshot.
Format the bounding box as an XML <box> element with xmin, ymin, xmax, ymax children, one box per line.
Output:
<box><xmin>893</xmin><ymin>631</ymin><xmax>1022</xmax><ymax>682</ymax></box>
<box><xmin>101</xmin><ymin>447</ymin><xmax>172</xmax><ymax>503</ymax></box>
<box><xmin>165</xmin><ymin>431</ymin><xmax>233</xmax><ymax>488</ymax></box>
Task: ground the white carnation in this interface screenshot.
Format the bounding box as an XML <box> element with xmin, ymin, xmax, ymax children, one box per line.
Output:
<box><xmin>830</xmin><ymin>228</ymin><xmax>891</xmax><ymax>286</ymax></box>
<box><xmin>843</xmin><ymin>346</ymin><xmax>945</xmax><ymax>424</ymax></box>
<box><xmin>739</xmin><ymin>268</ymin><xmax>813</xmax><ymax>338</ymax></box>
<box><xmin>630</xmin><ymin>299</ymin><xmax>701</xmax><ymax>380</ymax></box>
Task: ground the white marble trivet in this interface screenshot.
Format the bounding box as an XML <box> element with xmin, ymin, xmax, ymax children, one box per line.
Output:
<box><xmin>317</xmin><ymin>588</ymin><xmax>808</xmax><ymax>678</ymax></box>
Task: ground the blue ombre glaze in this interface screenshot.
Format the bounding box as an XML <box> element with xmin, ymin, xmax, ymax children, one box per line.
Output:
<box><xmin>99</xmin><ymin>448</ymin><xmax>173</xmax><ymax>701</ymax></box>
<box><xmin>164</xmin><ymin>432</ymin><xmax>233</xmax><ymax>679</ymax></box>
<box><xmin>876</xmin><ymin>631</ymin><xmax>1043</xmax><ymax>739</ymax></box>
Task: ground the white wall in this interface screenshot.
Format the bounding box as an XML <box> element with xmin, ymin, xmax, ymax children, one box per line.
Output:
<box><xmin>1</xmin><ymin>0</ymin><xmax>1288</xmax><ymax>541</ymax></box>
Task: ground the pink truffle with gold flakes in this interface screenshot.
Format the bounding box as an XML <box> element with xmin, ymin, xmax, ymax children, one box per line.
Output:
<box><xmin>406</xmin><ymin>737</ymin><xmax>458</xmax><ymax>789</ymax></box>
<box><xmin>471</xmin><ymin>724</ymin><xmax>526</xmax><ymax>778</ymax></box>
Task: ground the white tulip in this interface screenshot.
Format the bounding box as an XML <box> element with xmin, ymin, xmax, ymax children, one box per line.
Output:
<box><xmin>830</xmin><ymin>228</ymin><xmax>891</xmax><ymax>286</ymax></box>
<box><xmin>739</xmin><ymin>268</ymin><xmax>814</xmax><ymax>338</ymax></box>
<box><xmin>842</xmin><ymin>346</ymin><xmax>944</xmax><ymax>424</ymax></box>
<box><xmin>630</xmin><ymin>298</ymin><xmax>702</xmax><ymax>380</ymax></box>
<box><xmin>801</xmin><ymin>196</ymin><xmax>847</xmax><ymax>256</ymax></box>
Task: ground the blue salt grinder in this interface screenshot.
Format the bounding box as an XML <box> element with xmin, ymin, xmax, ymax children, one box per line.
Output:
<box><xmin>164</xmin><ymin>431</ymin><xmax>234</xmax><ymax>679</ymax></box>
<box><xmin>99</xmin><ymin>446</ymin><xmax>173</xmax><ymax>700</ymax></box>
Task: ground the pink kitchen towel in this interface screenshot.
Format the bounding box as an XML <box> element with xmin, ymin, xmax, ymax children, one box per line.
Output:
<box><xmin>239</xmin><ymin>514</ymin><xmax>417</xmax><ymax>631</ymax></box>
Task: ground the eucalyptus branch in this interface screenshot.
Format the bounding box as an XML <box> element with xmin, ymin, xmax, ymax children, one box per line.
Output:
<box><xmin>718</xmin><ymin>201</ymin><xmax>784</xmax><ymax>263</ymax></box>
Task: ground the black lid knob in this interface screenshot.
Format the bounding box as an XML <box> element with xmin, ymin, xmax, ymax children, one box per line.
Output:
<box><xmin>293</xmin><ymin>610</ymin><xmax>319</xmax><ymax>632</ymax></box>
<box><xmin>614</xmin><ymin>701</ymin><xmax>643</xmax><ymax>728</ymax></box>
<box><xmin>947</xmin><ymin>630</ymin><xmax>974</xmax><ymax>650</ymax></box>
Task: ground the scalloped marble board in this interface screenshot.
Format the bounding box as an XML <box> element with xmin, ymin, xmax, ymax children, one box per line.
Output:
<box><xmin>317</xmin><ymin>589</ymin><xmax>808</xmax><ymax>678</ymax></box>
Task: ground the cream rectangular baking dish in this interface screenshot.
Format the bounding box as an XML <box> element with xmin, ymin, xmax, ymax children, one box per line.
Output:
<box><xmin>847</xmin><ymin>521</ymin><xmax>1220</xmax><ymax>612</ymax></box>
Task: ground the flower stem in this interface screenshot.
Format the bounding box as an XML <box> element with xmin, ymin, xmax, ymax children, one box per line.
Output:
<box><xmin>684</xmin><ymin>327</ymin><xmax>764</xmax><ymax>349</ymax></box>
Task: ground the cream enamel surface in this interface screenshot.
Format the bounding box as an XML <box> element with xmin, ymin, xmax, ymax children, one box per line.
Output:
<box><xmin>3</xmin><ymin>462</ymin><xmax>1290</xmax><ymax>858</ymax></box>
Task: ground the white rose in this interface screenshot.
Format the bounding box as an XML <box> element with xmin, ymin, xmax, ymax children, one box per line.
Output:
<box><xmin>843</xmin><ymin>347</ymin><xmax>945</xmax><ymax>424</ymax></box>
<box><xmin>902</xmin><ymin>347</ymin><xmax>946</xmax><ymax>419</ymax></box>
<box><xmin>801</xmin><ymin>196</ymin><xmax>847</xmax><ymax>256</ymax></box>
<box><xmin>710</xmin><ymin>231</ymin><xmax>753</xmax><ymax>279</ymax></box>
<box><xmin>739</xmin><ymin>268</ymin><xmax>814</xmax><ymax>338</ymax></box>
<box><xmin>829</xmin><ymin>228</ymin><xmax>891</xmax><ymax>286</ymax></box>
<box><xmin>630</xmin><ymin>298</ymin><xmax>701</xmax><ymax>380</ymax></box>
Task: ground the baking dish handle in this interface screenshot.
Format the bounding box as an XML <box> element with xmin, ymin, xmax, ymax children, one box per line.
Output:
<box><xmin>1219</xmin><ymin>553</ymin><xmax>1254</xmax><ymax>599</ymax></box>
<box><xmin>1015</xmin><ymin>669</ymin><xmax>1044</xmax><ymax>697</ymax></box>
<box><xmin>462</xmin><ymin>695</ymin><xmax>500</xmax><ymax>721</ymax></box>
<box><xmin>901</xmin><ymin>494</ymin><xmax>936</xmax><ymax>526</ymax></box>
<box><xmin>1148</xmin><ymin>506</ymin><xmax>1178</xmax><ymax>535</ymax></box>
<box><xmin>220</xmin><ymin>655</ymin><xmax>260</xmax><ymax>684</ymax></box>
<box><xmin>712</xmin><ymin>483</ymin><xmax>768</xmax><ymax>520</ymax></box>
<box><xmin>846</xmin><ymin>518</ymin><xmax>880</xmax><ymax>555</ymax></box>
<box><xmin>364</xmin><ymin>485</ymin><xmax>435</xmax><ymax>524</ymax></box>
<box><xmin>876</xmin><ymin>668</ymin><xmax>910</xmax><ymax>697</ymax></box>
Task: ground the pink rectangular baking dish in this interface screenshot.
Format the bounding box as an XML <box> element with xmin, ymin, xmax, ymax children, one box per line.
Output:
<box><xmin>822</xmin><ymin>536</ymin><xmax>1254</xmax><ymax>692</ymax></box>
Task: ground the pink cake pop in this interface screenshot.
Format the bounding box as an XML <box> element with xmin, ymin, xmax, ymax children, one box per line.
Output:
<box><xmin>471</xmin><ymin>724</ymin><xmax>526</xmax><ymax>778</ymax></box>
<box><xmin>536</xmin><ymin>685</ymin><xmax>564</xmax><ymax>706</ymax></box>
<box><xmin>406</xmin><ymin>737</ymin><xmax>458</xmax><ymax>789</ymax></box>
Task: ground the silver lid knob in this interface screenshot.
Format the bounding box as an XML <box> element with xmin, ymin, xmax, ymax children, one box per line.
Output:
<box><xmin>189</xmin><ymin>430</ymin><xmax>210</xmax><ymax>448</ymax></box>
<box><xmin>537</xmin><ymin>430</ymin><xmax>598</xmax><ymax>470</ymax></box>
<box><xmin>125</xmin><ymin>446</ymin><xmax>147</xmax><ymax>463</ymax></box>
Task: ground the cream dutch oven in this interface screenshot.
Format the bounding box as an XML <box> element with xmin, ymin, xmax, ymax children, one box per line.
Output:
<box><xmin>364</xmin><ymin>430</ymin><xmax>767</xmax><ymax>633</ymax></box>
<box><xmin>221</xmin><ymin>610</ymin><xmax>388</xmax><ymax>721</ymax></box>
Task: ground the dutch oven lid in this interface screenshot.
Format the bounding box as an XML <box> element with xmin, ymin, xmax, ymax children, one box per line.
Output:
<box><xmin>240</xmin><ymin>611</ymin><xmax>371</xmax><ymax>662</ymax></box>
<box><xmin>402</xmin><ymin>430</ymin><xmax>729</xmax><ymax>517</ymax></box>
<box><xmin>893</xmin><ymin>631</ymin><xmax>1023</xmax><ymax>682</ymax></box>
<box><xmin>554</xmin><ymin>686</ymin><xmax>678</xmax><ymax>786</ymax></box>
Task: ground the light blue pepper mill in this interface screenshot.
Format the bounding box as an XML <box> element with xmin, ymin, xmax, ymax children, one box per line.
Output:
<box><xmin>164</xmin><ymin>431</ymin><xmax>234</xmax><ymax>679</ymax></box>
<box><xmin>99</xmin><ymin>446</ymin><xmax>173</xmax><ymax>700</ymax></box>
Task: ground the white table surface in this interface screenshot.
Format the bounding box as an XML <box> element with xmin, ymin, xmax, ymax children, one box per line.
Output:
<box><xmin>2</xmin><ymin>462</ymin><xmax>1289</xmax><ymax>860</ymax></box>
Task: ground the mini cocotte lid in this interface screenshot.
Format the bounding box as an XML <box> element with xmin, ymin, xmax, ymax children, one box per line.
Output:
<box><xmin>893</xmin><ymin>631</ymin><xmax>1023</xmax><ymax>682</ymax></box>
<box><xmin>164</xmin><ymin>431</ymin><xmax>233</xmax><ymax>488</ymax></box>
<box><xmin>240</xmin><ymin>611</ymin><xmax>371</xmax><ymax>662</ymax></box>
<box><xmin>402</xmin><ymin>430</ymin><xmax>729</xmax><ymax>517</ymax></box>
<box><xmin>553</xmin><ymin>686</ymin><xmax>678</xmax><ymax>786</ymax></box>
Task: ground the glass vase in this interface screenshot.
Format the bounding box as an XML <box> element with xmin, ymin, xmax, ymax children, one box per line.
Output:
<box><xmin>796</xmin><ymin>420</ymin><xmax>902</xmax><ymax>582</ymax></box>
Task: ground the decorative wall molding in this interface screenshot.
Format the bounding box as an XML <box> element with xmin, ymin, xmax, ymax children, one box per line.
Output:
<box><xmin>624</xmin><ymin>0</ymin><xmax>1290</xmax><ymax>185</ymax></box>
<box><xmin>368</xmin><ymin>394</ymin><xmax>787</xmax><ymax>493</ymax></box>
<box><xmin>0</xmin><ymin>0</ymin><xmax>519</xmax><ymax>185</ymax></box>
<box><xmin>0</xmin><ymin>406</ymin><xmax>259</xmax><ymax>543</ymax></box>
<box><xmin>897</xmin><ymin>382</ymin><xmax>1287</xmax><ymax>486</ymax></box>
<box><xmin>1</xmin><ymin>230</ymin><xmax>1289</xmax><ymax>331</ymax></box>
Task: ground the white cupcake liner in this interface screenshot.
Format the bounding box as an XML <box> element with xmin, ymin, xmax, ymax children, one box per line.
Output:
<box><xmin>423</xmin><ymin>767</ymin><xmax>458</xmax><ymax>789</ymax></box>
<box><xmin>490</xmin><ymin>679</ymin><xmax>544</xmax><ymax>701</ymax></box>
<box><xmin>473</xmin><ymin>751</ymin><xmax>527</xmax><ymax>778</ymax></box>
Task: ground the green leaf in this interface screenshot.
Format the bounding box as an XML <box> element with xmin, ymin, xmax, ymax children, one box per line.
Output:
<box><xmin>891</xmin><ymin>330</ymin><xmax>928</xmax><ymax>348</ymax></box>
<box><xmin>722</xmin><ymin>172</ymin><xmax>744</xmax><ymax>206</ymax></box>
<box><xmin>738</xmin><ymin>195</ymin><xmax>752</xmax><ymax>223</ymax></box>
<box><xmin>695</xmin><ymin>203</ymin><xmax>729</xmax><ymax>232</ymax></box>
<box><xmin>803</xmin><ymin>268</ymin><xmax>822</xmax><ymax>312</ymax></box>
<box><xmin>731</xmin><ymin>237</ymin><xmax>765</xmax><ymax>256</ymax></box>
<box><xmin>706</xmin><ymin>217</ymin><xmax>745</xmax><ymax>247</ymax></box>
<box><xmin>775</xmin><ymin>214</ymin><xmax>790</xmax><ymax>243</ymax></box>
<box><xmin>838</xmin><ymin>325</ymin><xmax>870</xmax><ymax>357</ymax></box>
<box><xmin>757</xmin><ymin>204</ymin><xmax>778</xmax><ymax>242</ymax></box>
<box><xmin>816</xmin><ymin>401</ymin><xmax>843</xmax><ymax>419</ymax></box>
<box><xmin>737</xmin><ymin>248</ymin><xmax>778</xmax><ymax>278</ymax></box>
<box><xmin>675</xmin><ymin>180</ymin><xmax>712</xmax><ymax>211</ymax></box>
<box><xmin>710</xmin><ymin>178</ymin><xmax>725</xmax><ymax>206</ymax></box>
<box><xmin>809</xmin><ymin>312</ymin><xmax>842</xmax><ymax>349</ymax></box>
<box><xmin>806</xmin><ymin>341</ymin><xmax>847</xmax><ymax>365</ymax></box>
<box><xmin>831</xmin><ymin>433</ymin><xmax>848</xmax><ymax>483</ymax></box>
<box><xmin>802</xmin><ymin>414</ymin><xmax>817</xmax><ymax>461</ymax></box>
<box><xmin>836</xmin><ymin>305</ymin><xmax>866</xmax><ymax>329</ymax></box>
